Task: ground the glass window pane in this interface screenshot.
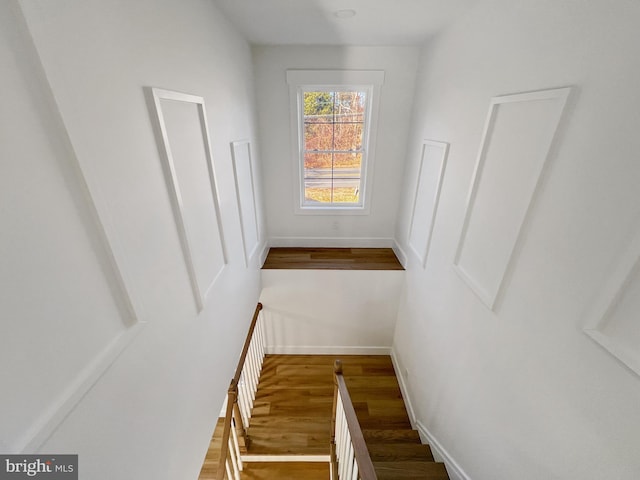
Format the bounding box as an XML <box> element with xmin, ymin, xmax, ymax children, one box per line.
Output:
<box><xmin>333</xmin><ymin>152</ymin><xmax>361</xmax><ymax>204</ymax></box>
<box><xmin>304</xmin><ymin>178</ymin><xmax>332</xmax><ymax>204</ymax></box>
<box><xmin>333</xmin><ymin>153</ymin><xmax>361</xmax><ymax>173</ymax></box>
<box><xmin>304</xmin><ymin>181</ymin><xmax>361</xmax><ymax>205</ymax></box>
<box><xmin>303</xmin><ymin>92</ymin><xmax>334</xmax><ymax>123</ymax></box>
<box><xmin>333</xmin><ymin>123</ymin><xmax>363</xmax><ymax>151</ymax></box>
<box><xmin>304</xmin><ymin>152</ymin><xmax>332</xmax><ymax>171</ymax></box>
<box><xmin>334</xmin><ymin>92</ymin><xmax>366</xmax><ymax>123</ymax></box>
<box><xmin>331</xmin><ymin>186</ymin><xmax>360</xmax><ymax>203</ymax></box>
<box><xmin>304</xmin><ymin>123</ymin><xmax>334</xmax><ymax>151</ymax></box>
<box><xmin>300</xmin><ymin>89</ymin><xmax>368</xmax><ymax>207</ymax></box>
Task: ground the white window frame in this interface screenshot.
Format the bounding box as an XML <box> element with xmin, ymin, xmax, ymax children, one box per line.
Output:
<box><xmin>287</xmin><ymin>70</ymin><xmax>384</xmax><ymax>215</ymax></box>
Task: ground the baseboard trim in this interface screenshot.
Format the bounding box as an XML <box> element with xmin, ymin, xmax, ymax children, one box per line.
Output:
<box><xmin>390</xmin><ymin>348</ymin><xmax>417</xmax><ymax>427</ymax></box>
<box><xmin>391</xmin><ymin>348</ymin><xmax>471</xmax><ymax>480</ymax></box>
<box><xmin>416</xmin><ymin>420</ymin><xmax>472</xmax><ymax>480</ymax></box>
<box><xmin>265</xmin><ymin>346</ymin><xmax>392</xmax><ymax>355</ymax></box>
<box><xmin>241</xmin><ymin>454</ymin><xmax>330</xmax><ymax>463</ymax></box>
<box><xmin>258</xmin><ymin>241</ymin><xmax>269</xmax><ymax>268</ymax></box>
<box><xmin>392</xmin><ymin>239</ymin><xmax>409</xmax><ymax>269</ymax></box>
<box><xmin>268</xmin><ymin>237</ymin><xmax>395</xmax><ymax>248</ymax></box>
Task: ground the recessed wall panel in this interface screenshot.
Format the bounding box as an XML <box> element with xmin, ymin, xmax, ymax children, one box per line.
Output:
<box><xmin>231</xmin><ymin>140</ymin><xmax>260</xmax><ymax>265</ymax></box>
<box><xmin>150</xmin><ymin>88</ymin><xmax>226</xmax><ymax>311</ymax></box>
<box><xmin>454</xmin><ymin>87</ymin><xmax>571</xmax><ymax>309</ymax></box>
<box><xmin>408</xmin><ymin>140</ymin><xmax>448</xmax><ymax>267</ymax></box>
<box><xmin>0</xmin><ymin>6</ymin><xmax>143</xmax><ymax>453</ymax></box>
<box><xmin>585</xmin><ymin>229</ymin><xmax>640</xmax><ymax>377</ymax></box>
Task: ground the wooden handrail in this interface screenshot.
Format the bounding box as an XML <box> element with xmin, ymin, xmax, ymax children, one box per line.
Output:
<box><xmin>216</xmin><ymin>302</ymin><xmax>264</xmax><ymax>480</ymax></box>
<box><xmin>233</xmin><ymin>302</ymin><xmax>263</xmax><ymax>384</ymax></box>
<box><xmin>332</xmin><ymin>359</ymin><xmax>378</xmax><ymax>480</ymax></box>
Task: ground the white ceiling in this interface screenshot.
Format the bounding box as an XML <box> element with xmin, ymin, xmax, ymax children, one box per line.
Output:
<box><xmin>212</xmin><ymin>0</ymin><xmax>477</xmax><ymax>46</ymax></box>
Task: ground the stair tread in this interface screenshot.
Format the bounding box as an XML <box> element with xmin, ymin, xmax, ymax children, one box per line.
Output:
<box><xmin>362</xmin><ymin>428</ymin><xmax>422</xmax><ymax>444</ymax></box>
<box><xmin>368</xmin><ymin>443</ymin><xmax>434</xmax><ymax>461</ymax></box>
<box><xmin>357</xmin><ymin>416</ymin><xmax>412</xmax><ymax>429</ymax></box>
<box><xmin>374</xmin><ymin>461</ymin><xmax>449</xmax><ymax>479</ymax></box>
<box><xmin>240</xmin><ymin>462</ymin><xmax>329</xmax><ymax>479</ymax></box>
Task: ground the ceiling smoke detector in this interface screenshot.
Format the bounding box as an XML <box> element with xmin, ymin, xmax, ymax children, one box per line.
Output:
<box><xmin>334</xmin><ymin>9</ymin><xmax>357</xmax><ymax>18</ymax></box>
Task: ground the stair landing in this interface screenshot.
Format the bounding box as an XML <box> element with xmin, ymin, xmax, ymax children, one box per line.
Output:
<box><xmin>261</xmin><ymin>248</ymin><xmax>404</xmax><ymax>270</ymax></box>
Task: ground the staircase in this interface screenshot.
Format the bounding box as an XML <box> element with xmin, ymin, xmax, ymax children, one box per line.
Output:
<box><xmin>335</xmin><ymin>356</ymin><xmax>449</xmax><ymax>480</ymax></box>
<box><xmin>200</xmin><ymin>354</ymin><xmax>449</xmax><ymax>479</ymax></box>
<box><xmin>365</xmin><ymin>429</ymin><xmax>448</xmax><ymax>479</ymax></box>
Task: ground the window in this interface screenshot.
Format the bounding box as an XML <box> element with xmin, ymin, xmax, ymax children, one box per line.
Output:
<box><xmin>287</xmin><ymin>70</ymin><xmax>384</xmax><ymax>214</ymax></box>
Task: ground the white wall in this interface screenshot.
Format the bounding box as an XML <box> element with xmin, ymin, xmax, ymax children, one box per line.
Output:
<box><xmin>393</xmin><ymin>1</ymin><xmax>640</xmax><ymax>479</ymax></box>
<box><xmin>2</xmin><ymin>1</ymin><xmax>264</xmax><ymax>478</ymax></box>
<box><xmin>253</xmin><ymin>45</ymin><xmax>419</xmax><ymax>246</ymax></box>
<box><xmin>260</xmin><ymin>270</ymin><xmax>403</xmax><ymax>354</ymax></box>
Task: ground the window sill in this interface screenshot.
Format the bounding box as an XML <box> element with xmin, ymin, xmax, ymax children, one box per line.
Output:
<box><xmin>295</xmin><ymin>205</ymin><xmax>370</xmax><ymax>215</ymax></box>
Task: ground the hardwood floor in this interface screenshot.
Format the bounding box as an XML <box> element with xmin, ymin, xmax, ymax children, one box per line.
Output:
<box><xmin>198</xmin><ymin>418</ymin><xmax>224</xmax><ymax>480</ymax></box>
<box><xmin>247</xmin><ymin>355</ymin><xmax>404</xmax><ymax>456</ymax></box>
<box><xmin>198</xmin><ymin>355</ymin><xmax>448</xmax><ymax>479</ymax></box>
<box><xmin>261</xmin><ymin>248</ymin><xmax>404</xmax><ymax>270</ymax></box>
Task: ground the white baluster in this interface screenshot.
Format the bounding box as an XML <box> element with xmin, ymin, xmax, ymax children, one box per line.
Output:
<box><xmin>228</xmin><ymin>436</ymin><xmax>240</xmax><ymax>480</ymax></box>
<box><xmin>256</xmin><ymin>314</ymin><xmax>266</xmax><ymax>370</ymax></box>
<box><xmin>245</xmin><ymin>341</ymin><xmax>256</xmax><ymax>403</ymax></box>
<box><xmin>345</xmin><ymin>440</ymin><xmax>354</xmax><ymax>480</ymax></box>
<box><xmin>247</xmin><ymin>338</ymin><xmax>258</xmax><ymax>401</ymax></box>
<box><xmin>225</xmin><ymin>459</ymin><xmax>232</xmax><ymax>480</ymax></box>
<box><xmin>339</xmin><ymin>404</ymin><xmax>348</xmax><ymax>479</ymax></box>
<box><xmin>336</xmin><ymin>395</ymin><xmax>344</xmax><ymax>461</ymax></box>
<box><xmin>238</xmin><ymin>374</ymin><xmax>250</xmax><ymax>425</ymax></box>
<box><xmin>231</xmin><ymin>417</ymin><xmax>243</xmax><ymax>471</ymax></box>
<box><xmin>351</xmin><ymin>459</ymin><xmax>359</xmax><ymax>480</ymax></box>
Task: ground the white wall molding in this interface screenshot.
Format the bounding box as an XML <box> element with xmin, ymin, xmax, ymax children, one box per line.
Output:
<box><xmin>265</xmin><ymin>346</ymin><xmax>391</xmax><ymax>355</ymax></box>
<box><xmin>268</xmin><ymin>236</ymin><xmax>394</xmax><ymax>248</ymax></box>
<box><xmin>148</xmin><ymin>87</ymin><xmax>227</xmax><ymax>312</ymax></box>
<box><xmin>231</xmin><ymin>139</ymin><xmax>261</xmax><ymax>268</ymax></box>
<box><xmin>259</xmin><ymin>241</ymin><xmax>270</xmax><ymax>267</ymax></box>
<box><xmin>453</xmin><ymin>87</ymin><xmax>572</xmax><ymax>311</ymax></box>
<box><xmin>416</xmin><ymin>420</ymin><xmax>472</xmax><ymax>480</ymax></box>
<box><xmin>408</xmin><ymin>140</ymin><xmax>449</xmax><ymax>269</ymax></box>
<box><xmin>12</xmin><ymin>3</ymin><xmax>145</xmax><ymax>326</ymax></box>
<box><xmin>12</xmin><ymin>0</ymin><xmax>265</xmax><ymax>477</ymax></box>
<box><xmin>584</xmin><ymin>225</ymin><xmax>640</xmax><ymax>377</ymax></box>
<box><xmin>7</xmin><ymin>4</ymin><xmax>147</xmax><ymax>455</ymax></box>
<box><xmin>17</xmin><ymin>323</ymin><xmax>145</xmax><ymax>453</ymax></box>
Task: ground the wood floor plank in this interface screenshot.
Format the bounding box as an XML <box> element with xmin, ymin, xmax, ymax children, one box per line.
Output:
<box><xmin>262</xmin><ymin>248</ymin><xmax>404</xmax><ymax>270</ymax></box>
<box><xmin>198</xmin><ymin>418</ymin><xmax>225</xmax><ymax>480</ymax></box>
<box><xmin>374</xmin><ymin>461</ymin><xmax>449</xmax><ymax>479</ymax></box>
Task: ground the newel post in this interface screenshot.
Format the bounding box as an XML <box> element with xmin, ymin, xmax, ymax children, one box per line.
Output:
<box><xmin>232</xmin><ymin>396</ymin><xmax>249</xmax><ymax>449</ymax></box>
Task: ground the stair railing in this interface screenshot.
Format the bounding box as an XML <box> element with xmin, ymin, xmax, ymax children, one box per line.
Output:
<box><xmin>331</xmin><ymin>360</ymin><xmax>378</xmax><ymax>480</ymax></box>
<box><xmin>216</xmin><ymin>302</ymin><xmax>266</xmax><ymax>479</ymax></box>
